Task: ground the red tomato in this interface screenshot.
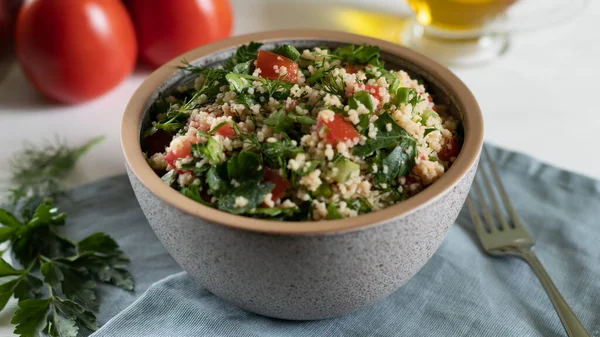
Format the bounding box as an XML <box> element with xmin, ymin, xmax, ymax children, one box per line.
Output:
<box><xmin>197</xmin><ymin>122</ymin><xmax>236</xmax><ymax>138</ymax></box>
<box><xmin>126</xmin><ymin>0</ymin><xmax>233</xmax><ymax>68</ymax></box>
<box><xmin>263</xmin><ymin>168</ymin><xmax>290</xmax><ymax>203</ymax></box>
<box><xmin>15</xmin><ymin>0</ymin><xmax>137</xmax><ymax>104</ymax></box>
<box><xmin>345</xmin><ymin>64</ymin><xmax>365</xmax><ymax>74</ymax></box>
<box><xmin>438</xmin><ymin>137</ymin><xmax>461</xmax><ymax>162</ymax></box>
<box><xmin>214</xmin><ymin>124</ymin><xmax>236</xmax><ymax>138</ymax></box>
<box><xmin>170</xmin><ymin>137</ymin><xmax>196</xmax><ymax>158</ymax></box>
<box><xmin>319</xmin><ymin>114</ymin><xmax>360</xmax><ymax>145</ymax></box>
<box><xmin>165</xmin><ymin>136</ymin><xmax>197</xmax><ymax>173</ymax></box>
<box><xmin>363</xmin><ymin>84</ymin><xmax>382</xmax><ymax>100</ymax></box>
<box><xmin>256</xmin><ymin>50</ymin><xmax>298</xmax><ymax>82</ymax></box>
<box><xmin>164</xmin><ymin>151</ymin><xmax>180</xmax><ymax>172</ymax></box>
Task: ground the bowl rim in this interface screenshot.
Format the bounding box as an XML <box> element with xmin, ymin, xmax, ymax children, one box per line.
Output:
<box><xmin>121</xmin><ymin>29</ymin><xmax>483</xmax><ymax>235</ymax></box>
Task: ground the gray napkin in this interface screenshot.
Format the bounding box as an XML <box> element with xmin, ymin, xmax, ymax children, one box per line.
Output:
<box><xmin>55</xmin><ymin>145</ymin><xmax>599</xmax><ymax>337</ymax></box>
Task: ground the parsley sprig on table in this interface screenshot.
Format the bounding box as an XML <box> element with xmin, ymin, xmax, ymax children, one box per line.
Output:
<box><xmin>0</xmin><ymin>138</ymin><xmax>134</xmax><ymax>337</ymax></box>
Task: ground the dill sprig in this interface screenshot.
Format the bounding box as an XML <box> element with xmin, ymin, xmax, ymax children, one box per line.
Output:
<box><xmin>320</xmin><ymin>74</ymin><xmax>347</xmax><ymax>98</ymax></box>
<box><xmin>178</xmin><ymin>59</ymin><xmax>208</xmax><ymax>74</ymax></box>
<box><xmin>4</xmin><ymin>136</ymin><xmax>105</xmax><ymax>219</ymax></box>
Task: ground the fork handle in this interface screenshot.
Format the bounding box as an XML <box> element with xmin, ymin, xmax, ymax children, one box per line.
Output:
<box><xmin>520</xmin><ymin>250</ymin><xmax>590</xmax><ymax>337</ymax></box>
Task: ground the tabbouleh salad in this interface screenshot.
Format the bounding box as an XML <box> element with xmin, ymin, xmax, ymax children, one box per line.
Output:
<box><xmin>142</xmin><ymin>42</ymin><xmax>462</xmax><ymax>221</ymax></box>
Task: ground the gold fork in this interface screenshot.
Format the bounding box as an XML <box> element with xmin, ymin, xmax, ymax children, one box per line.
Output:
<box><xmin>466</xmin><ymin>147</ymin><xmax>591</xmax><ymax>337</ymax></box>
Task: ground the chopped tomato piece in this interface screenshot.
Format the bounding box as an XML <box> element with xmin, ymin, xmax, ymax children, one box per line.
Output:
<box><xmin>165</xmin><ymin>137</ymin><xmax>196</xmax><ymax>173</ymax></box>
<box><xmin>319</xmin><ymin>113</ymin><xmax>360</xmax><ymax>145</ymax></box>
<box><xmin>345</xmin><ymin>64</ymin><xmax>365</xmax><ymax>74</ymax></box>
<box><xmin>256</xmin><ymin>50</ymin><xmax>298</xmax><ymax>82</ymax></box>
<box><xmin>363</xmin><ymin>84</ymin><xmax>382</xmax><ymax>100</ymax></box>
<box><xmin>215</xmin><ymin>124</ymin><xmax>236</xmax><ymax>138</ymax></box>
<box><xmin>438</xmin><ymin>137</ymin><xmax>461</xmax><ymax>162</ymax></box>
<box><xmin>197</xmin><ymin>122</ymin><xmax>236</xmax><ymax>138</ymax></box>
<box><xmin>263</xmin><ymin>168</ymin><xmax>290</xmax><ymax>203</ymax></box>
<box><xmin>164</xmin><ymin>152</ymin><xmax>181</xmax><ymax>173</ymax></box>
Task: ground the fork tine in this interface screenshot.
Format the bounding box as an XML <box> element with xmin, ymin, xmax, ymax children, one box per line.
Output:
<box><xmin>472</xmin><ymin>178</ymin><xmax>498</xmax><ymax>232</ymax></box>
<box><xmin>483</xmin><ymin>147</ymin><xmax>524</xmax><ymax>229</ymax></box>
<box><xmin>479</xmin><ymin>163</ymin><xmax>511</xmax><ymax>231</ymax></box>
<box><xmin>466</xmin><ymin>195</ymin><xmax>488</xmax><ymax>238</ymax></box>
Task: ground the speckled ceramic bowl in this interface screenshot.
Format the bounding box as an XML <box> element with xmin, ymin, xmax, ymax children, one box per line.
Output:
<box><xmin>121</xmin><ymin>30</ymin><xmax>483</xmax><ymax>320</ymax></box>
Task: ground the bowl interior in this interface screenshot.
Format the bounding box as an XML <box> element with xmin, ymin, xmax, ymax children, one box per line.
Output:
<box><xmin>123</xmin><ymin>31</ymin><xmax>483</xmax><ymax>235</ymax></box>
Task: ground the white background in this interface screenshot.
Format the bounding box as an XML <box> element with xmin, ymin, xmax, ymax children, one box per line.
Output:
<box><xmin>0</xmin><ymin>0</ymin><xmax>599</xmax><ymax>334</ymax></box>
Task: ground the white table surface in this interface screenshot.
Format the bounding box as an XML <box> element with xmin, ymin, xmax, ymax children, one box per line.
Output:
<box><xmin>1</xmin><ymin>0</ymin><xmax>599</xmax><ymax>334</ymax></box>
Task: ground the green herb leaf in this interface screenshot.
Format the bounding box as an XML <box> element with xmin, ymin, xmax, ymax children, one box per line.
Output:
<box><xmin>272</xmin><ymin>44</ymin><xmax>301</xmax><ymax>61</ymax></box>
<box><xmin>0</xmin><ymin>226</ymin><xmax>16</xmax><ymax>244</ymax></box>
<box><xmin>0</xmin><ymin>209</ymin><xmax>22</xmax><ymax>228</ymax></box>
<box><xmin>225</xmin><ymin>72</ymin><xmax>255</xmax><ymax>93</ymax></box>
<box><xmin>72</xmin><ymin>254</ymin><xmax>134</xmax><ymax>292</ymax></box>
<box><xmin>207</xmin><ymin>165</ymin><xmax>230</xmax><ymax>197</ymax></box>
<box><xmin>312</xmin><ymin>183</ymin><xmax>332</xmax><ymax>198</ymax></box>
<box><xmin>247</xmin><ymin>207</ymin><xmax>298</xmax><ymax>218</ymax></box>
<box><xmin>11</xmin><ymin>203</ymin><xmax>76</xmax><ymax>266</ymax></box>
<box><xmin>48</xmin><ymin>310</ymin><xmax>78</xmax><ymax>337</ymax></box>
<box><xmin>11</xmin><ymin>298</ymin><xmax>51</xmax><ymax>337</ymax></box>
<box><xmin>52</xmin><ymin>297</ymin><xmax>98</xmax><ymax>332</ymax></box>
<box><xmin>180</xmin><ymin>185</ymin><xmax>212</xmax><ymax>207</ymax></box>
<box><xmin>357</xmin><ymin>114</ymin><xmax>370</xmax><ymax>136</ymax></box>
<box><xmin>261</xmin><ymin>140</ymin><xmax>304</xmax><ymax>168</ymax></box>
<box><xmin>48</xmin><ymin>260</ymin><xmax>97</xmax><ymax>310</ymax></box>
<box><xmin>333</xmin><ymin>44</ymin><xmax>383</xmax><ymax>66</ymax></box>
<box><xmin>217</xmin><ymin>182</ymin><xmax>274</xmax><ymax>215</ymax></box>
<box><xmin>71</xmin><ymin>234</ymin><xmax>134</xmax><ymax>291</ymax></box>
<box><xmin>394</xmin><ymin>87</ymin><xmax>423</xmax><ymax>108</ymax></box>
<box><xmin>224</xmin><ymin>41</ymin><xmax>263</xmax><ymax>71</ymax></box>
<box><xmin>264</xmin><ymin>109</ymin><xmax>316</xmax><ymax>134</ymax></box>
<box><xmin>347</xmin><ymin>197</ymin><xmax>373</xmax><ymax>214</ymax></box>
<box><xmin>41</xmin><ymin>261</ymin><xmax>63</xmax><ymax>289</ymax></box>
<box><xmin>421</xmin><ymin>109</ymin><xmax>440</xmax><ymax>126</ymax></box>
<box><xmin>0</xmin><ymin>279</ymin><xmax>18</xmax><ymax>311</ymax></box>
<box><xmin>0</xmin><ymin>259</ymin><xmax>23</xmax><ymax>277</ymax></box>
<box><xmin>227</xmin><ymin>151</ymin><xmax>263</xmax><ymax>182</ymax></box>
<box><xmin>232</xmin><ymin>60</ymin><xmax>252</xmax><ymax>74</ymax></box>
<box><xmin>26</xmin><ymin>204</ymin><xmax>66</xmax><ymax>228</ymax></box>
<box><xmin>388</xmin><ymin>78</ymin><xmax>400</xmax><ymax>95</ymax></box>
<box><xmin>235</xmin><ymin>93</ymin><xmax>257</xmax><ymax>108</ymax></box>
<box><xmin>327</xmin><ymin>203</ymin><xmax>343</xmax><ymax>220</ymax></box>
<box><xmin>13</xmin><ymin>275</ymin><xmax>44</xmax><ymax>301</ymax></box>
<box><xmin>424</xmin><ymin>128</ymin><xmax>437</xmax><ymax>136</ymax></box>
<box><xmin>352</xmin><ymin>112</ymin><xmax>417</xmax><ymax>157</ymax></box>
<box><xmin>161</xmin><ymin>170</ymin><xmax>178</xmax><ymax>186</ymax></box>
<box><xmin>192</xmin><ymin>137</ymin><xmax>223</xmax><ymax>166</ymax></box>
<box><xmin>288</xmin><ymin>114</ymin><xmax>317</xmax><ymax>125</ymax></box>
<box><xmin>78</xmin><ymin>233</ymin><xmax>122</xmax><ymax>256</ymax></box>
<box><xmin>178</xmin><ymin>59</ymin><xmax>208</xmax><ymax>74</ymax></box>
<box><xmin>377</xmin><ymin>145</ymin><xmax>417</xmax><ymax>184</ymax></box>
<box><xmin>349</xmin><ymin>91</ymin><xmax>375</xmax><ymax>113</ymax></box>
